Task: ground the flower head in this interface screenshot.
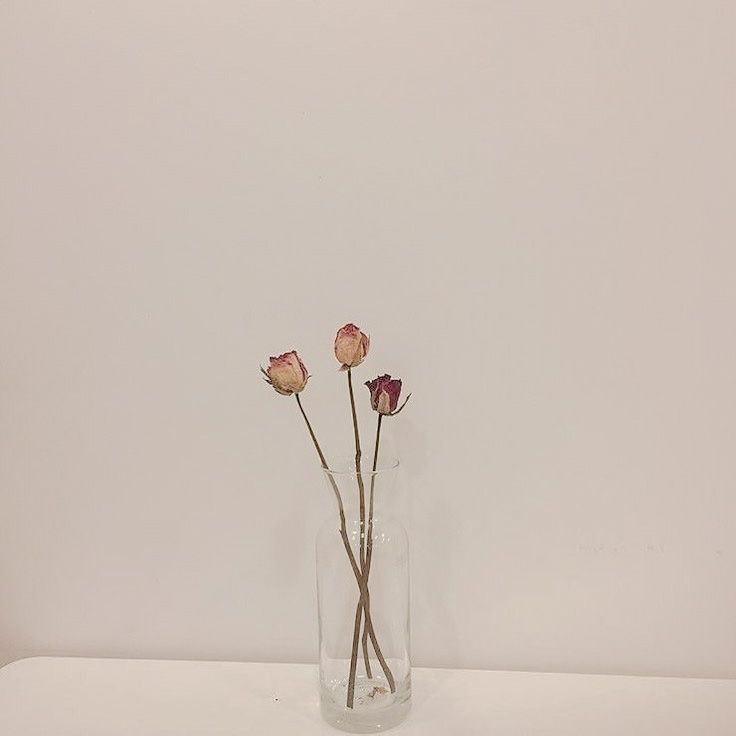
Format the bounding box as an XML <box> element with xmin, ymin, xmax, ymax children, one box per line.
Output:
<box><xmin>365</xmin><ymin>374</ymin><xmax>405</xmax><ymax>415</ymax></box>
<box><xmin>334</xmin><ymin>323</ymin><xmax>370</xmax><ymax>369</ymax></box>
<box><xmin>262</xmin><ymin>351</ymin><xmax>309</xmax><ymax>395</ymax></box>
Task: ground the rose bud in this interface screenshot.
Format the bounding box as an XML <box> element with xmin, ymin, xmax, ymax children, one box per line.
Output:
<box><xmin>334</xmin><ymin>323</ymin><xmax>370</xmax><ymax>369</ymax></box>
<box><xmin>365</xmin><ymin>374</ymin><xmax>403</xmax><ymax>415</ymax></box>
<box><xmin>261</xmin><ymin>351</ymin><xmax>309</xmax><ymax>395</ymax></box>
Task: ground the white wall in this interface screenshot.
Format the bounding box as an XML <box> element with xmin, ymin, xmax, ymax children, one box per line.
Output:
<box><xmin>2</xmin><ymin>1</ymin><xmax>735</xmax><ymax>678</ymax></box>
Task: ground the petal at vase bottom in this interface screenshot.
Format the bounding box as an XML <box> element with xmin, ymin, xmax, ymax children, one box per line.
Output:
<box><xmin>320</xmin><ymin>673</ymin><xmax>412</xmax><ymax>733</ymax></box>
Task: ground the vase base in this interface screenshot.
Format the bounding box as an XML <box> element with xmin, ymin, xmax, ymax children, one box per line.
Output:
<box><xmin>321</xmin><ymin>675</ymin><xmax>411</xmax><ymax>733</ymax></box>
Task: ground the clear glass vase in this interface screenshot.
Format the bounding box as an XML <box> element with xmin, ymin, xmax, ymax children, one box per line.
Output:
<box><xmin>316</xmin><ymin>459</ymin><xmax>411</xmax><ymax>733</ymax></box>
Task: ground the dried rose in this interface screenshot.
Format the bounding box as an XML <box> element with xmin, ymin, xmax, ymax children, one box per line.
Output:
<box><xmin>365</xmin><ymin>374</ymin><xmax>405</xmax><ymax>415</ymax></box>
<box><xmin>261</xmin><ymin>351</ymin><xmax>309</xmax><ymax>395</ymax></box>
<box><xmin>334</xmin><ymin>323</ymin><xmax>370</xmax><ymax>369</ymax></box>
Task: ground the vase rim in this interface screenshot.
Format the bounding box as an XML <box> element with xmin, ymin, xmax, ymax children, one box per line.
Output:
<box><xmin>322</xmin><ymin>457</ymin><xmax>400</xmax><ymax>476</ymax></box>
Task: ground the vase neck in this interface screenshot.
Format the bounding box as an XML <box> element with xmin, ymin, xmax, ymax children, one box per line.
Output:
<box><xmin>322</xmin><ymin>461</ymin><xmax>399</xmax><ymax>517</ymax></box>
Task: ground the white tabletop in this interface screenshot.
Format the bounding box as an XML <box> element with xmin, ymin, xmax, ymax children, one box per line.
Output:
<box><xmin>1</xmin><ymin>657</ymin><xmax>735</xmax><ymax>735</ymax></box>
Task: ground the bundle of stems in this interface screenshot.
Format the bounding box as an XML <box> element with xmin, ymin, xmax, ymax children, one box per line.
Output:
<box><xmin>295</xmin><ymin>389</ymin><xmax>394</xmax><ymax>708</ymax></box>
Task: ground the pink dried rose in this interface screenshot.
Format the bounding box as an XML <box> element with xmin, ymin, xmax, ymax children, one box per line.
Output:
<box><xmin>365</xmin><ymin>374</ymin><xmax>404</xmax><ymax>415</ymax></box>
<box><xmin>334</xmin><ymin>323</ymin><xmax>370</xmax><ymax>369</ymax></box>
<box><xmin>261</xmin><ymin>351</ymin><xmax>309</xmax><ymax>395</ymax></box>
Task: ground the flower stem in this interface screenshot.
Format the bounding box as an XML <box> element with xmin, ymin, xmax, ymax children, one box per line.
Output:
<box><xmin>294</xmin><ymin>394</ymin><xmax>394</xmax><ymax>706</ymax></box>
<box><xmin>360</xmin><ymin>413</ymin><xmax>383</xmax><ymax>661</ymax></box>
<box><xmin>347</xmin><ymin>599</ymin><xmax>363</xmax><ymax>706</ymax></box>
<box><xmin>295</xmin><ymin>393</ymin><xmax>330</xmax><ymax>470</ymax></box>
<box><xmin>346</xmin><ymin>368</ymin><xmax>371</xmax><ymax>695</ymax></box>
<box><xmin>347</xmin><ymin>368</ymin><xmax>367</xmax><ymax>570</ymax></box>
<box><xmin>368</xmin><ymin>413</ymin><xmax>383</xmax><ymax>568</ymax></box>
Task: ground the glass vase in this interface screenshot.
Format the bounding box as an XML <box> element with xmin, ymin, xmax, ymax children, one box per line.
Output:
<box><xmin>316</xmin><ymin>459</ymin><xmax>411</xmax><ymax>732</ymax></box>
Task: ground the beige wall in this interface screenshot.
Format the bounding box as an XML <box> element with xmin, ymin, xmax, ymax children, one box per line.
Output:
<box><xmin>2</xmin><ymin>1</ymin><xmax>735</xmax><ymax>677</ymax></box>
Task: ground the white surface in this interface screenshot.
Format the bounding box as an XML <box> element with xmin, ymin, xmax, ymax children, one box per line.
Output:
<box><xmin>1</xmin><ymin>658</ymin><xmax>735</xmax><ymax>736</ymax></box>
<box><xmin>2</xmin><ymin>1</ymin><xmax>736</xmax><ymax>679</ymax></box>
